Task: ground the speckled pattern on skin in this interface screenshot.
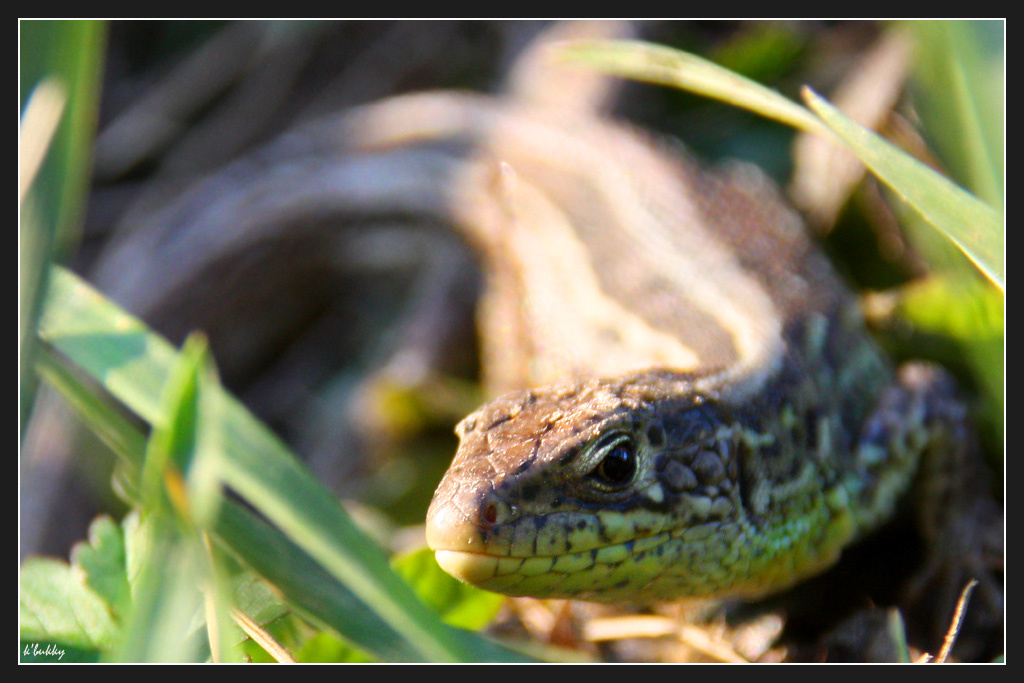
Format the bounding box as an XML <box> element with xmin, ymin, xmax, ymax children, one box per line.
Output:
<box><xmin>341</xmin><ymin>23</ymin><xmax>1000</xmax><ymax>624</ymax></box>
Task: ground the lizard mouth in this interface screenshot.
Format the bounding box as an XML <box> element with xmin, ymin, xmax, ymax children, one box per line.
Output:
<box><xmin>433</xmin><ymin>549</ymin><xmax>504</xmax><ymax>586</ymax></box>
<box><xmin>431</xmin><ymin>526</ymin><xmax>681</xmax><ymax>599</ymax></box>
<box><xmin>433</xmin><ymin>546</ymin><xmax>585</xmax><ymax>596</ymax></box>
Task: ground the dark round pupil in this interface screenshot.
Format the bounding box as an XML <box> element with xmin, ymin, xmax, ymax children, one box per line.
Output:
<box><xmin>597</xmin><ymin>444</ymin><xmax>636</xmax><ymax>484</ymax></box>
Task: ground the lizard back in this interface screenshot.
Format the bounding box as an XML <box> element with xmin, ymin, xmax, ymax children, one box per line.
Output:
<box><xmin>343</xmin><ymin>92</ymin><xmax>864</xmax><ymax>399</ymax></box>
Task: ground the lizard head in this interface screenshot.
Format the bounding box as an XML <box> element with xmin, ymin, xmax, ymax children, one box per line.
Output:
<box><xmin>425</xmin><ymin>371</ymin><xmax>748</xmax><ymax>602</ymax></box>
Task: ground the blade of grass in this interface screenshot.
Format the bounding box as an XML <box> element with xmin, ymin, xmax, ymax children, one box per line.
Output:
<box><xmin>209</xmin><ymin>409</ymin><xmax>474</xmax><ymax>661</ymax></box>
<box><xmin>908</xmin><ymin>21</ymin><xmax>1003</xmax><ymax>209</ymax></box>
<box><xmin>558</xmin><ymin>37</ymin><xmax>1003</xmax><ymax>291</ymax></box>
<box><xmin>802</xmin><ymin>87</ymin><xmax>1003</xmax><ymax>290</ymax></box>
<box><xmin>34</xmin><ymin>344</ymin><xmax>146</xmax><ymax>484</ymax></box>
<box><xmin>114</xmin><ymin>526</ymin><xmax>207</xmax><ymax>662</ymax></box>
<box><xmin>37</xmin><ymin>266</ymin><xmax>529</xmax><ymax>662</ymax></box>
<box><xmin>557</xmin><ymin>39</ymin><xmax>828</xmax><ymax>136</ymax></box>
<box><xmin>118</xmin><ymin>332</ymin><xmax>214</xmax><ymax>662</ymax></box>
<box><xmin>19</xmin><ymin>20</ymin><xmax>106</xmax><ymax>251</ymax></box>
<box><xmin>19</xmin><ymin>20</ymin><xmax>105</xmax><ymax>431</ymax></box>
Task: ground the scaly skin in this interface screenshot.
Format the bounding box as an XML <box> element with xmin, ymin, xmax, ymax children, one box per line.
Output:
<box><xmin>337</xmin><ymin>32</ymin><xmax>999</xmax><ymax>617</ymax></box>
<box><xmin>425</xmin><ymin>338</ymin><xmax>955</xmax><ymax>603</ymax></box>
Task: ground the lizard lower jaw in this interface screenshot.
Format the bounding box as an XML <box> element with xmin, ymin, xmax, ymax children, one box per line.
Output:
<box><xmin>434</xmin><ymin>549</ymin><xmax>501</xmax><ymax>585</ymax></box>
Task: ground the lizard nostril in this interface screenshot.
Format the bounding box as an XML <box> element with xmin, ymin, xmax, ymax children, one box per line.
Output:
<box><xmin>483</xmin><ymin>503</ymin><xmax>498</xmax><ymax>526</ymax></box>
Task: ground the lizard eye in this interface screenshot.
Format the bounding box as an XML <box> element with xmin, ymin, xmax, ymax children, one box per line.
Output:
<box><xmin>589</xmin><ymin>433</ymin><xmax>637</xmax><ymax>488</ymax></box>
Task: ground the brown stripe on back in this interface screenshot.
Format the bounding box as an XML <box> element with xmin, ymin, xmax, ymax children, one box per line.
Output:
<box><xmin>454</xmin><ymin>103</ymin><xmax>786</xmax><ymax>383</ymax></box>
<box><xmin>344</xmin><ymin>93</ymin><xmax>793</xmax><ymax>392</ymax></box>
<box><xmin>511</xmin><ymin>157</ymin><xmax>742</xmax><ymax>371</ymax></box>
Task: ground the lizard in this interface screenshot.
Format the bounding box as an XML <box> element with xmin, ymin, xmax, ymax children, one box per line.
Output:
<box><xmin>85</xmin><ymin>20</ymin><xmax>998</xmax><ymax>655</ymax></box>
<box><xmin>331</xmin><ymin>23</ymin><xmax>1003</xmax><ymax>633</ymax></box>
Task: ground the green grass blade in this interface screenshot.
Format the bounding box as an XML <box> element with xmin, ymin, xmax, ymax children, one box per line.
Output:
<box><xmin>117</xmin><ymin>337</ymin><xmax>214</xmax><ymax>662</ymax></box>
<box><xmin>209</xmin><ymin>413</ymin><xmax>472</xmax><ymax>661</ymax></box>
<box><xmin>114</xmin><ymin>527</ymin><xmax>207</xmax><ymax>662</ymax></box>
<box><xmin>37</xmin><ymin>271</ymin><xmax>178</xmax><ymax>424</ymax></box>
<box><xmin>558</xmin><ymin>37</ymin><xmax>1004</xmax><ymax>291</ymax></box>
<box><xmin>557</xmin><ymin>39</ymin><xmax>828</xmax><ymax>135</ymax></box>
<box><xmin>908</xmin><ymin>21</ymin><xmax>1003</xmax><ymax>209</ymax></box>
<box><xmin>19</xmin><ymin>20</ymin><xmax>105</xmax><ymax>431</ymax></box>
<box><xmin>37</xmin><ymin>266</ymin><xmax>529</xmax><ymax>662</ymax></box>
<box><xmin>802</xmin><ymin>87</ymin><xmax>1003</xmax><ymax>290</ymax></box>
<box><xmin>33</xmin><ymin>344</ymin><xmax>146</xmax><ymax>486</ymax></box>
<box><xmin>19</xmin><ymin>20</ymin><xmax>105</xmax><ymax>243</ymax></box>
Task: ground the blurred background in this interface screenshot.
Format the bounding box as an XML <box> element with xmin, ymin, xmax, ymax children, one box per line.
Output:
<box><xmin>20</xmin><ymin>22</ymin><xmax>1003</xmax><ymax>660</ymax></box>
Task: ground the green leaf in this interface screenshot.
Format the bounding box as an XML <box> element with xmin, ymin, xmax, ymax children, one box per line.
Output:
<box><xmin>20</xmin><ymin>558</ymin><xmax>117</xmax><ymax>662</ymax></box>
<box><xmin>122</xmin><ymin>334</ymin><xmax>243</xmax><ymax>662</ymax></box>
<box><xmin>19</xmin><ymin>506</ymin><xmax>212</xmax><ymax>663</ymax></box>
<box><xmin>802</xmin><ymin>87</ymin><xmax>1003</xmax><ymax>291</ymax></box>
<box><xmin>70</xmin><ymin>515</ymin><xmax>132</xmax><ymax>625</ymax></box>
<box><xmin>392</xmin><ymin>546</ymin><xmax>506</xmax><ymax>631</ymax></box>
<box><xmin>208</xmin><ymin>404</ymin><xmax>487</xmax><ymax>661</ymax></box>
<box><xmin>37</xmin><ymin>271</ymin><xmax>178</xmax><ymax>424</ymax></box>
<box><xmin>19</xmin><ymin>511</ymin><xmax>161</xmax><ymax>661</ymax></box>
<box><xmin>121</xmin><ymin>507</ymin><xmax>154</xmax><ymax>602</ymax></box>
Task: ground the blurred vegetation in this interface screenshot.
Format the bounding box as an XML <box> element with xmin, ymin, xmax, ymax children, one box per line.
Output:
<box><xmin>20</xmin><ymin>20</ymin><xmax>1002</xmax><ymax>662</ymax></box>
<box><xmin>20</xmin><ymin>20</ymin><xmax>104</xmax><ymax>427</ymax></box>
